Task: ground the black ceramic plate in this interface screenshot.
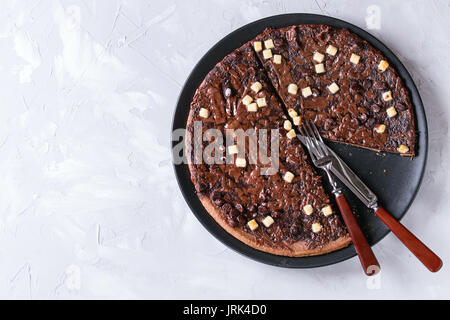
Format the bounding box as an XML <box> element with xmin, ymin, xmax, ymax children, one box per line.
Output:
<box><xmin>172</xmin><ymin>14</ymin><xmax>428</xmax><ymax>268</ymax></box>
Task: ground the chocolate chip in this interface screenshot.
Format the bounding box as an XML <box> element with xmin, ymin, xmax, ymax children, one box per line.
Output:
<box><xmin>350</xmin><ymin>118</ymin><xmax>360</xmax><ymax>126</ymax></box>
<box><xmin>221</xmin><ymin>203</ymin><xmax>232</xmax><ymax>214</ymax></box>
<box><xmin>342</xmin><ymin>114</ymin><xmax>351</xmax><ymax>124</ymax></box>
<box><xmin>210</xmin><ymin>190</ymin><xmax>223</xmax><ymax>203</ymax></box>
<box><xmin>226</xmin><ymin>216</ymin><xmax>238</xmax><ymax>227</ymax></box>
<box><xmin>365</xmin><ymin>117</ymin><xmax>375</xmax><ymax>128</ymax></box>
<box><xmin>359</xmin><ymin>113</ymin><xmax>368</xmax><ymax>123</ymax></box>
<box><xmin>289</xmin><ymin>221</ymin><xmax>300</xmax><ymax>236</ymax></box>
<box><xmin>271</xmin><ymin>210</ymin><xmax>282</xmax><ymax>218</ymax></box>
<box><xmin>373</xmin><ymin>80</ymin><xmax>387</xmax><ymax>90</ymax></box>
<box><xmin>273</xmin><ymin>38</ymin><xmax>283</xmax><ymax>47</ymax></box>
<box><xmin>235</xmin><ymin>203</ymin><xmax>244</xmax><ymax>213</ymax></box>
<box><xmin>286</xmin><ymin>28</ymin><xmax>296</xmax><ymax>42</ymax></box>
<box><xmin>237</xmin><ymin>215</ymin><xmax>246</xmax><ymax>225</ymax></box>
<box><xmin>196</xmin><ymin>182</ymin><xmax>208</xmax><ymax>193</ymax></box>
<box><xmin>371</xmin><ymin>104</ymin><xmax>381</xmax><ymax>113</ymax></box>
<box><xmin>258</xmin><ymin>192</ymin><xmax>266</xmax><ymax>202</ymax></box>
<box><xmin>350</xmin><ymin>83</ymin><xmax>362</xmax><ymax>94</ymax></box>
<box><xmin>396</xmin><ymin>103</ymin><xmax>407</xmax><ymax>111</ymax></box>
<box><xmin>362</xmin><ymin>79</ymin><xmax>372</xmax><ymax>90</ymax></box>
<box><xmin>230</xmin><ymin>208</ymin><xmax>239</xmax><ymax>217</ymax></box>
<box><xmin>258</xmin><ymin>206</ymin><xmax>269</xmax><ymax>215</ymax></box>
<box><xmin>349</xmin><ymin>36</ymin><xmax>363</xmax><ymax>48</ymax></box>
<box><xmin>323</xmin><ymin>118</ymin><xmax>334</xmax><ymax>131</ymax></box>
<box><xmin>317</xmin><ymin>30</ymin><xmax>331</xmax><ymax>44</ymax></box>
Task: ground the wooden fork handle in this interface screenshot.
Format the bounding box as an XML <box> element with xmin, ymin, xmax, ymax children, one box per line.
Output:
<box><xmin>336</xmin><ymin>194</ymin><xmax>380</xmax><ymax>276</ymax></box>
<box><xmin>335</xmin><ymin>194</ymin><xmax>380</xmax><ymax>276</ymax></box>
<box><xmin>374</xmin><ymin>207</ymin><xmax>442</xmax><ymax>272</ymax></box>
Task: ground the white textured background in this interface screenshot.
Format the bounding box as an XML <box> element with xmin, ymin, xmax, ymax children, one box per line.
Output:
<box><xmin>0</xmin><ymin>0</ymin><xmax>449</xmax><ymax>299</ymax></box>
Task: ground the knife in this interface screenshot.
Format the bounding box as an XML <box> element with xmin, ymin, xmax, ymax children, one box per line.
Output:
<box><xmin>299</xmin><ymin>136</ymin><xmax>442</xmax><ymax>272</ymax></box>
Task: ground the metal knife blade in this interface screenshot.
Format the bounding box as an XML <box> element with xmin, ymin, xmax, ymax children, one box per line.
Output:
<box><xmin>298</xmin><ymin>135</ymin><xmax>378</xmax><ymax>208</ymax></box>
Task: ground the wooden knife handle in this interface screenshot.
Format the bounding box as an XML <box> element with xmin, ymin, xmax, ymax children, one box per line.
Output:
<box><xmin>374</xmin><ymin>207</ymin><xmax>442</xmax><ymax>272</ymax></box>
<box><xmin>335</xmin><ymin>194</ymin><xmax>380</xmax><ymax>276</ymax></box>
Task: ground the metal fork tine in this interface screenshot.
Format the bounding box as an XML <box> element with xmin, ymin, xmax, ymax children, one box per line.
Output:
<box><xmin>311</xmin><ymin>120</ymin><xmax>325</xmax><ymax>143</ymax></box>
<box><xmin>301</xmin><ymin>122</ymin><xmax>317</xmax><ymax>157</ymax></box>
<box><xmin>309</xmin><ymin>120</ymin><xmax>330</xmax><ymax>156</ymax></box>
<box><xmin>304</xmin><ymin>121</ymin><xmax>324</xmax><ymax>157</ymax></box>
<box><xmin>298</xmin><ymin>126</ymin><xmax>317</xmax><ymax>161</ymax></box>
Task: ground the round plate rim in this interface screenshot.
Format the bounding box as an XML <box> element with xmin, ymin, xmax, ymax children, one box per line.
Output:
<box><xmin>171</xmin><ymin>13</ymin><xmax>428</xmax><ymax>268</ymax></box>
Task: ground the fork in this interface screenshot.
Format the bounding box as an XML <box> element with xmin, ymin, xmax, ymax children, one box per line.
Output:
<box><xmin>299</xmin><ymin>120</ymin><xmax>380</xmax><ymax>276</ymax></box>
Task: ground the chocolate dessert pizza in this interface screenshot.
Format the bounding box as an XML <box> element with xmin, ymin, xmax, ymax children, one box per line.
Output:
<box><xmin>185</xmin><ymin>25</ymin><xmax>415</xmax><ymax>257</ymax></box>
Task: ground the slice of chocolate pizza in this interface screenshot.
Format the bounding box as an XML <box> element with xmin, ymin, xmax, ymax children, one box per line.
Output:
<box><xmin>253</xmin><ymin>25</ymin><xmax>415</xmax><ymax>156</ymax></box>
<box><xmin>186</xmin><ymin>42</ymin><xmax>350</xmax><ymax>256</ymax></box>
